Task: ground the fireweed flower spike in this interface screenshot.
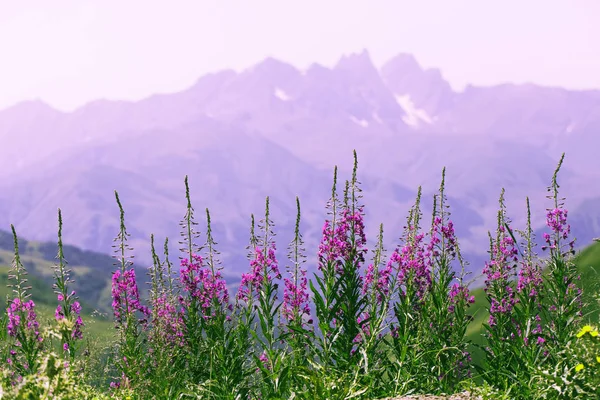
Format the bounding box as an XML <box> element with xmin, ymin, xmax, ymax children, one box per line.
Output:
<box><xmin>53</xmin><ymin>209</ymin><xmax>84</xmax><ymax>360</ymax></box>
<box><xmin>242</xmin><ymin>198</ymin><xmax>291</xmax><ymax>398</ymax></box>
<box><xmin>401</xmin><ymin>170</ymin><xmax>474</xmax><ymax>392</ymax></box>
<box><xmin>386</xmin><ymin>185</ymin><xmax>438</xmax><ymax>394</ymax></box>
<box><xmin>542</xmin><ymin>154</ymin><xmax>575</xmax><ymax>256</ymax></box>
<box><xmin>111</xmin><ymin>194</ymin><xmax>150</xmax><ymax>327</ymax></box>
<box><xmin>244</xmin><ymin>198</ymin><xmax>281</xmax><ymax>317</ymax></box>
<box><xmin>362</xmin><ymin>224</ymin><xmax>390</xmax><ymax>303</ymax></box>
<box><xmin>512</xmin><ymin>198</ymin><xmax>545</xmax><ymax>353</ymax></box>
<box><xmin>176</xmin><ymin>176</ymin><xmax>202</xmax><ymax>348</ymax></box>
<box><xmin>428</xmin><ymin>169</ymin><xmax>474</xmax><ymax>388</ymax></box>
<box><xmin>110</xmin><ymin>191</ymin><xmax>150</xmax><ymax>389</ymax></box>
<box><xmin>139</xmin><ymin>235</ymin><xmax>186</xmax><ymax>395</ymax></box>
<box><xmin>515</xmin><ymin>198</ymin><xmax>543</xmax><ymax>302</ymax></box>
<box><xmin>237</xmin><ymin>212</ymin><xmax>276</xmax><ymax>305</ymax></box>
<box><xmin>542</xmin><ymin>153</ymin><xmax>582</xmax><ymax>345</ymax></box>
<box><xmin>279</xmin><ymin>198</ymin><xmax>312</xmax><ymax>393</ymax></box>
<box><xmin>389</xmin><ymin>187</ymin><xmax>430</xmax><ymax>307</ymax></box>
<box><xmin>201</xmin><ymin>208</ymin><xmax>231</xmax><ymax>317</ymax></box>
<box><xmin>308</xmin><ymin>152</ymin><xmax>372</xmax><ymax>389</ymax></box>
<box><xmin>5</xmin><ymin>225</ymin><xmax>42</xmax><ymax>378</ymax></box>
<box><xmin>148</xmin><ymin>235</ymin><xmax>183</xmax><ymax>348</ymax></box>
<box><xmin>310</xmin><ymin>165</ymin><xmax>343</xmax><ymax>369</ymax></box>
<box><xmin>282</xmin><ymin>197</ymin><xmax>310</xmax><ymax>329</ymax></box>
<box><xmin>330</xmin><ymin>151</ymin><xmax>368</xmax><ymax>367</ymax></box>
<box><xmin>163</xmin><ymin>237</ymin><xmax>176</xmax><ymax>296</ymax></box>
<box><xmin>358</xmin><ymin>222</ymin><xmax>393</xmax><ymax>385</ymax></box>
<box><xmin>179</xmin><ymin>176</ymin><xmax>202</xmax><ymax>262</ymax></box>
<box><xmin>317</xmin><ymin>165</ymin><xmax>345</xmax><ymax>272</ymax></box>
<box><xmin>178</xmin><ymin>209</ymin><xmax>230</xmax><ymax>338</ymax></box>
<box><xmin>483</xmin><ymin>189</ymin><xmax>518</xmax><ymax>328</ymax></box>
<box><xmin>482</xmin><ymin>189</ymin><xmax>521</xmax><ymax>389</ymax></box>
<box><xmin>188</xmin><ymin>207</ymin><xmax>246</xmax><ymax>395</ymax></box>
<box><xmin>237</xmin><ymin>216</ymin><xmax>254</xmax><ymax>304</ymax></box>
<box><xmin>175</xmin><ymin>176</ymin><xmax>203</xmax><ymax>358</ymax></box>
<box><xmin>176</xmin><ymin>176</ymin><xmax>212</xmax><ymax>380</ymax></box>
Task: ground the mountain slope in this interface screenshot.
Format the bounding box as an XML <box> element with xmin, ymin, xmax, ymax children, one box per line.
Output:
<box><xmin>0</xmin><ymin>51</ymin><xmax>599</xmax><ymax>276</ymax></box>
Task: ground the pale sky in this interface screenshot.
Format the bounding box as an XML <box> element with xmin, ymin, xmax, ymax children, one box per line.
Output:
<box><xmin>1</xmin><ymin>0</ymin><xmax>599</xmax><ymax>111</ymax></box>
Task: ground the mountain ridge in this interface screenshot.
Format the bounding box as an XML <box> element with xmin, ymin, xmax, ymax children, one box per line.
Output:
<box><xmin>1</xmin><ymin>51</ymin><xmax>598</xmax><ymax>277</ymax></box>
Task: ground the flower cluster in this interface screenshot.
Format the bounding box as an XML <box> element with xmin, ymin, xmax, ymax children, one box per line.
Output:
<box><xmin>258</xmin><ymin>351</ymin><xmax>271</xmax><ymax>371</ymax></box>
<box><xmin>389</xmin><ymin>228</ymin><xmax>430</xmax><ymax>302</ymax></box>
<box><xmin>237</xmin><ymin>245</ymin><xmax>281</xmax><ymax>303</ymax></box>
<box><xmin>543</xmin><ymin>208</ymin><xmax>574</xmax><ymax>252</ymax></box>
<box><xmin>55</xmin><ymin>293</ymin><xmax>84</xmax><ymax>341</ymax></box>
<box><xmin>483</xmin><ymin>226</ymin><xmax>519</xmax><ymax>325</ymax></box>
<box><xmin>152</xmin><ymin>295</ymin><xmax>184</xmax><ymax>346</ymax></box>
<box><xmin>339</xmin><ymin>207</ymin><xmax>368</xmax><ymax>259</ymax></box>
<box><xmin>428</xmin><ymin>217</ymin><xmax>458</xmax><ymax>260</ymax></box>
<box><xmin>317</xmin><ymin>207</ymin><xmax>367</xmax><ymax>273</ymax></box>
<box><xmin>353</xmin><ymin>312</ymin><xmax>371</xmax><ymax>344</ymax></box>
<box><xmin>448</xmin><ymin>283</ymin><xmax>475</xmax><ymax>313</ymax></box>
<box><xmin>317</xmin><ymin>220</ymin><xmax>348</xmax><ymax>268</ymax></box>
<box><xmin>362</xmin><ymin>261</ymin><xmax>393</xmax><ymax>301</ymax></box>
<box><xmin>282</xmin><ymin>198</ymin><xmax>311</xmax><ymax>329</ymax></box>
<box><xmin>111</xmin><ymin>268</ymin><xmax>150</xmax><ymax>324</ymax></box>
<box><xmin>282</xmin><ymin>267</ymin><xmax>310</xmax><ymax>323</ymax></box>
<box><xmin>179</xmin><ymin>254</ymin><xmax>204</xmax><ymax>299</ymax></box>
<box><xmin>516</xmin><ymin>261</ymin><xmax>543</xmax><ymax>300</ymax></box>
<box><xmin>179</xmin><ymin>254</ymin><xmax>229</xmax><ymax>316</ymax></box>
<box><xmin>7</xmin><ymin>298</ymin><xmax>41</xmax><ymax>342</ymax></box>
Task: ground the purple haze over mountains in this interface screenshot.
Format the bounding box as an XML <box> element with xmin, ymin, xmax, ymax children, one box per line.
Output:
<box><xmin>0</xmin><ymin>50</ymin><xmax>599</xmax><ymax>281</ymax></box>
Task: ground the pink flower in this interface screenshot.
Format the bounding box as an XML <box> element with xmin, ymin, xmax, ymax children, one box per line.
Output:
<box><xmin>258</xmin><ymin>351</ymin><xmax>271</xmax><ymax>371</ymax></box>
<box><xmin>6</xmin><ymin>298</ymin><xmax>41</xmax><ymax>342</ymax></box>
<box><xmin>180</xmin><ymin>254</ymin><xmax>230</xmax><ymax>316</ymax></box>
<box><xmin>282</xmin><ymin>266</ymin><xmax>310</xmax><ymax>324</ymax></box>
<box><xmin>151</xmin><ymin>295</ymin><xmax>185</xmax><ymax>346</ymax></box>
<box><xmin>448</xmin><ymin>283</ymin><xmax>474</xmax><ymax>313</ymax></box>
<box><xmin>237</xmin><ymin>245</ymin><xmax>280</xmax><ymax>303</ymax></box>
<box><xmin>483</xmin><ymin>226</ymin><xmax>519</xmax><ymax>318</ymax></box>
<box><xmin>111</xmin><ymin>268</ymin><xmax>150</xmax><ymax>325</ymax></box>
<box><xmin>317</xmin><ymin>207</ymin><xmax>367</xmax><ymax>273</ymax></box>
<box><xmin>542</xmin><ymin>208</ymin><xmax>575</xmax><ymax>253</ymax></box>
<box><xmin>388</xmin><ymin>228</ymin><xmax>430</xmax><ymax>303</ymax></box>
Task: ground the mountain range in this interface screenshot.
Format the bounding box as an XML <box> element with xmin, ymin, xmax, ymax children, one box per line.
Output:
<box><xmin>1</xmin><ymin>50</ymin><xmax>599</xmax><ymax>278</ymax></box>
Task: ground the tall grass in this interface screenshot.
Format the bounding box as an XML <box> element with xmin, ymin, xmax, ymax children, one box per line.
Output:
<box><xmin>0</xmin><ymin>151</ymin><xmax>597</xmax><ymax>399</ymax></box>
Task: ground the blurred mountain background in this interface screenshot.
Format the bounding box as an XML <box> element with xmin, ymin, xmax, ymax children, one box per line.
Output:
<box><xmin>1</xmin><ymin>51</ymin><xmax>599</xmax><ymax>280</ymax></box>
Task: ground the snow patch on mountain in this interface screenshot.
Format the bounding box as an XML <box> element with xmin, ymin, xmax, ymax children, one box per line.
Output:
<box><xmin>274</xmin><ymin>87</ymin><xmax>291</xmax><ymax>101</ymax></box>
<box><xmin>395</xmin><ymin>94</ymin><xmax>433</xmax><ymax>127</ymax></box>
<box><xmin>565</xmin><ymin>122</ymin><xmax>576</xmax><ymax>134</ymax></box>
<box><xmin>350</xmin><ymin>115</ymin><xmax>369</xmax><ymax>128</ymax></box>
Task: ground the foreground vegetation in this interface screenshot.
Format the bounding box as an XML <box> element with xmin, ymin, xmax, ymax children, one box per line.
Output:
<box><xmin>1</xmin><ymin>152</ymin><xmax>598</xmax><ymax>399</ymax></box>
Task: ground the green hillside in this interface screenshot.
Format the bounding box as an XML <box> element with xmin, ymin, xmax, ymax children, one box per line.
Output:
<box><xmin>0</xmin><ymin>229</ymin><xmax>125</xmax><ymax>315</ymax></box>
<box><xmin>0</xmin><ymin>263</ymin><xmax>115</xmax><ymax>350</ymax></box>
<box><xmin>573</xmin><ymin>240</ymin><xmax>600</xmax><ymax>321</ymax></box>
<box><xmin>0</xmin><ymin>229</ymin><xmax>121</xmax><ymax>350</ymax></box>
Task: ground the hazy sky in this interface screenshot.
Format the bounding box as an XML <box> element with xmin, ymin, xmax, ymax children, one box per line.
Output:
<box><xmin>1</xmin><ymin>0</ymin><xmax>599</xmax><ymax>111</ymax></box>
